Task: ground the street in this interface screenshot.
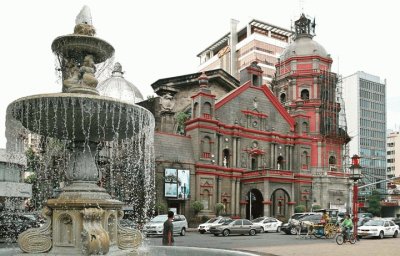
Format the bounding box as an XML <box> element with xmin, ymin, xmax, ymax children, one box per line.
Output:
<box><xmin>1</xmin><ymin>230</ymin><xmax>399</xmax><ymax>255</ymax></box>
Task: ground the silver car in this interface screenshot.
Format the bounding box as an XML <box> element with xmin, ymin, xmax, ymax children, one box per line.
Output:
<box><xmin>144</xmin><ymin>214</ymin><xmax>188</xmax><ymax>237</ymax></box>
<box><xmin>209</xmin><ymin>219</ymin><xmax>262</xmax><ymax>237</ymax></box>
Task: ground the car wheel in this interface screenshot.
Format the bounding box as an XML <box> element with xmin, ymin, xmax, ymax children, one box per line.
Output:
<box><xmin>249</xmin><ymin>229</ymin><xmax>256</xmax><ymax>236</ymax></box>
<box><xmin>199</xmin><ymin>230</ymin><xmax>205</xmax><ymax>234</ymax></box>
<box><xmin>290</xmin><ymin>227</ymin><xmax>297</xmax><ymax>235</ymax></box>
<box><xmin>276</xmin><ymin>226</ymin><xmax>281</xmax><ymax>233</ymax></box>
<box><xmin>180</xmin><ymin>228</ymin><xmax>186</xmax><ymax>236</ymax></box>
<box><xmin>393</xmin><ymin>231</ymin><xmax>398</xmax><ymax>238</ymax></box>
<box><xmin>378</xmin><ymin>231</ymin><xmax>384</xmax><ymax>239</ymax></box>
<box><xmin>222</xmin><ymin>229</ymin><xmax>230</xmax><ymax>237</ymax></box>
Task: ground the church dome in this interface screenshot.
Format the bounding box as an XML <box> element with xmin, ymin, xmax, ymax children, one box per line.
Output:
<box><xmin>97</xmin><ymin>62</ymin><xmax>144</xmax><ymax>103</ymax></box>
<box><xmin>280</xmin><ymin>13</ymin><xmax>329</xmax><ymax>61</ymax></box>
<box><xmin>281</xmin><ymin>36</ymin><xmax>328</xmax><ymax>60</ymax></box>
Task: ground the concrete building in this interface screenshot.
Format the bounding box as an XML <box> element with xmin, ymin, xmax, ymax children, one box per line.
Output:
<box><xmin>197</xmin><ymin>19</ymin><xmax>293</xmax><ymax>86</ymax></box>
<box><xmin>0</xmin><ymin>148</ymin><xmax>30</xmax><ymax>211</ymax></box>
<box><xmin>342</xmin><ymin>71</ymin><xmax>387</xmax><ymax>199</ymax></box>
<box><xmin>387</xmin><ymin>131</ymin><xmax>400</xmax><ymax>179</ymax></box>
<box><xmin>139</xmin><ymin>14</ymin><xmax>350</xmax><ymax>219</ymax></box>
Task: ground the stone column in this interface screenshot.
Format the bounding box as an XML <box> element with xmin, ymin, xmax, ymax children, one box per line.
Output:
<box><xmin>270</xmin><ymin>143</ymin><xmax>275</xmax><ymax>169</ymax></box>
<box><xmin>289</xmin><ymin>146</ymin><xmax>293</xmax><ymax>170</ymax></box>
<box><xmin>285</xmin><ymin>146</ymin><xmax>289</xmax><ymax>170</ymax></box>
<box><xmin>217</xmin><ymin>177</ymin><xmax>222</xmax><ymax>203</ymax></box>
<box><xmin>231</xmin><ymin>178</ymin><xmax>235</xmax><ymax>215</ymax></box>
<box><xmin>274</xmin><ymin>144</ymin><xmax>278</xmax><ymax>169</ymax></box>
<box><xmin>232</xmin><ymin>137</ymin><xmax>237</xmax><ymax>168</ymax></box>
<box><xmin>236</xmin><ymin>180</ymin><xmax>240</xmax><ymax>216</ymax></box>
<box><xmin>263</xmin><ymin>180</ymin><xmax>270</xmax><ymax>216</ymax></box>
<box><xmin>218</xmin><ymin>135</ymin><xmax>224</xmax><ymax>166</ymax></box>
<box><xmin>236</xmin><ymin>138</ymin><xmax>241</xmax><ymax>167</ymax></box>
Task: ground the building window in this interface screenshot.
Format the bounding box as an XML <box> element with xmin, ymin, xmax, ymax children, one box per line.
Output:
<box><xmin>277</xmin><ymin>156</ymin><xmax>284</xmax><ymax>170</ymax></box>
<box><xmin>202</xmin><ymin>102</ymin><xmax>212</xmax><ymax>119</ymax></box>
<box><xmin>280</xmin><ymin>93</ymin><xmax>286</xmax><ymax>103</ymax></box>
<box><xmin>302</xmin><ymin>122</ymin><xmax>309</xmax><ymax>134</ymax></box>
<box><xmin>301</xmin><ymin>89</ymin><xmax>309</xmax><ymax>100</ymax></box>
<box><xmin>251</xmin><ymin>157</ymin><xmax>258</xmax><ymax>170</ymax></box>
<box><xmin>301</xmin><ymin>151</ymin><xmax>309</xmax><ymax>169</ymax></box>
<box><xmin>202</xmin><ymin>136</ymin><xmax>212</xmax><ymax>158</ymax></box>
<box><xmin>223</xmin><ymin>149</ymin><xmax>230</xmax><ymax>167</ymax></box>
<box><xmin>193</xmin><ymin>102</ymin><xmax>199</xmax><ymax>118</ymax></box>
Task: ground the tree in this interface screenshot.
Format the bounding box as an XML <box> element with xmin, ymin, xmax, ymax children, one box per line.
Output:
<box><xmin>367</xmin><ymin>190</ymin><xmax>382</xmax><ymax>217</ymax></box>
<box><xmin>294</xmin><ymin>204</ymin><xmax>306</xmax><ymax>213</ymax></box>
<box><xmin>176</xmin><ymin>112</ymin><xmax>190</xmax><ymax>135</ymax></box>
<box><xmin>191</xmin><ymin>201</ymin><xmax>204</xmax><ymax>215</ymax></box>
<box><xmin>311</xmin><ymin>204</ymin><xmax>321</xmax><ymax>211</ymax></box>
<box><xmin>215</xmin><ymin>202</ymin><xmax>225</xmax><ymax>216</ymax></box>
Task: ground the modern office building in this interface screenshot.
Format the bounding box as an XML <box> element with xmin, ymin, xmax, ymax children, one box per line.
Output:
<box><xmin>342</xmin><ymin>71</ymin><xmax>387</xmax><ymax>198</ymax></box>
<box><xmin>197</xmin><ymin>19</ymin><xmax>293</xmax><ymax>86</ymax></box>
<box><xmin>387</xmin><ymin>131</ymin><xmax>400</xmax><ymax>179</ymax></box>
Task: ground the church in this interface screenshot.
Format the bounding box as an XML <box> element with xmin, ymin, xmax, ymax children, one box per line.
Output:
<box><xmin>138</xmin><ymin>14</ymin><xmax>351</xmax><ymax>220</ymax></box>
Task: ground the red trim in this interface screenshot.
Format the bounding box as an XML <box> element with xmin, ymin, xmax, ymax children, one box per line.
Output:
<box><xmin>294</xmin><ymin>173</ymin><xmax>313</xmax><ymax>179</ymax></box>
<box><xmin>292</xmin><ymin>114</ymin><xmax>310</xmax><ymax>119</ymax></box>
<box><xmin>240</xmin><ymin>200</ymin><xmax>248</xmax><ymax>205</ymax></box>
<box><xmin>263</xmin><ymin>201</ymin><xmax>272</xmax><ymax>205</ymax></box>
<box><xmin>185</xmin><ymin>117</ymin><xmax>219</xmax><ymax>126</ymax></box>
<box><xmin>195</xmin><ymin>163</ymin><xmax>245</xmax><ymax>173</ymax></box>
<box><xmin>241</xmin><ymin>110</ymin><xmax>268</xmax><ymax>118</ymax></box>
<box><xmin>276</xmin><ymin>56</ymin><xmax>333</xmax><ymax>67</ymax></box>
<box><xmin>287</xmin><ymin>201</ymin><xmax>296</xmax><ymax>205</ymax></box>
<box><xmin>216</xmin><ymin>81</ymin><xmax>252</xmax><ymax>109</ymax></box>
<box><xmin>191</xmin><ymin>92</ymin><xmax>216</xmax><ymax>99</ymax></box>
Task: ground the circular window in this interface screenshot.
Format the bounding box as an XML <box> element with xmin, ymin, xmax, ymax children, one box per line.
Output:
<box><xmin>252</xmin><ymin>121</ymin><xmax>258</xmax><ymax>127</ymax></box>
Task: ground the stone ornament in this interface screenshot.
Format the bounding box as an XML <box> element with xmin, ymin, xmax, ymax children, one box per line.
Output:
<box><xmin>18</xmin><ymin>206</ymin><xmax>53</xmax><ymax>253</ymax></box>
<box><xmin>117</xmin><ymin>223</ymin><xmax>143</xmax><ymax>250</ymax></box>
<box><xmin>160</xmin><ymin>92</ymin><xmax>175</xmax><ymax>112</ymax></box>
<box><xmin>81</xmin><ymin>208</ymin><xmax>110</xmax><ymax>255</ymax></box>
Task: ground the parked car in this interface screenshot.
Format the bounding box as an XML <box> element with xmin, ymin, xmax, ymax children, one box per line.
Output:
<box><xmin>0</xmin><ymin>212</ymin><xmax>40</xmax><ymax>240</ymax></box>
<box><xmin>143</xmin><ymin>214</ymin><xmax>188</xmax><ymax>237</ymax></box>
<box><xmin>281</xmin><ymin>214</ymin><xmax>322</xmax><ymax>235</ymax></box>
<box><xmin>357</xmin><ymin>219</ymin><xmax>399</xmax><ymax>239</ymax></box>
<box><xmin>209</xmin><ymin>219</ymin><xmax>262</xmax><ymax>237</ymax></box>
<box><xmin>251</xmin><ymin>217</ymin><xmax>282</xmax><ymax>233</ymax></box>
<box><xmin>198</xmin><ymin>216</ymin><xmax>232</xmax><ymax>234</ymax></box>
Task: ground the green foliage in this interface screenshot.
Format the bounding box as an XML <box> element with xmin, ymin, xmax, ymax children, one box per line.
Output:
<box><xmin>176</xmin><ymin>112</ymin><xmax>191</xmax><ymax>135</ymax></box>
<box><xmin>201</xmin><ymin>215</ymin><xmax>209</xmax><ymax>223</ymax></box>
<box><xmin>155</xmin><ymin>202</ymin><xmax>167</xmax><ymax>215</ymax></box>
<box><xmin>311</xmin><ymin>204</ymin><xmax>322</xmax><ymax>211</ymax></box>
<box><xmin>367</xmin><ymin>190</ymin><xmax>382</xmax><ymax>217</ymax></box>
<box><xmin>215</xmin><ymin>202</ymin><xmax>225</xmax><ymax>215</ymax></box>
<box><xmin>191</xmin><ymin>201</ymin><xmax>204</xmax><ymax>215</ymax></box>
<box><xmin>294</xmin><ymin>204</ymin><xmax>306</xmax><ymax>213</ymax></box>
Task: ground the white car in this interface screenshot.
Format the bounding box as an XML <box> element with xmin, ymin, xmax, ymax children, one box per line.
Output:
<box><xmin>251</xmin><ymin>217</ymin><xmax>282</xmax><ymax>233</ymax></box>
<box><xmin>143</xmin><ymin>214</ymin><xmax>188</xmax><ymax>237</ymax></box>
<box><xmin>357</xmin><ymin>219</ymin><xmax>399</xmax><ymax>239</ymax></box>
<box><xmin>198</xmin><ymin>217</ymin><xmax>232</xmax><ymax>234</ymax></box>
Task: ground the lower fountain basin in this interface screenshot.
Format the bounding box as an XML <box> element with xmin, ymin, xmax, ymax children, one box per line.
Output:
<box><xmin>141</xmin><ymin>246</ymin><xmax>260</xmax><ymax>256</ymax></box>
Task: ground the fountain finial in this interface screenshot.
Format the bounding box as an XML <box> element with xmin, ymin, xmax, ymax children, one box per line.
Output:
<box><xmin>112</xmin><ymin>62</ymin><xmax>124</xmax><ymax>77</ymax></box>
<box><xmin>74</xmin><ymin>5</ymin><xmax>96</xmax><ymax>36</ymax></box>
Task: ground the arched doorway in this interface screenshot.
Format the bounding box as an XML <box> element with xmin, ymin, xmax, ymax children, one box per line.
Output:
<box><xmin>246</xmin><ymin>189</ymin><xmax>263</xmax><ymax>220</ymax></box>
<box><xmin>270</xmin><ymin>189</ymin><xmax>290</xmax><ymax>218</ymax></box>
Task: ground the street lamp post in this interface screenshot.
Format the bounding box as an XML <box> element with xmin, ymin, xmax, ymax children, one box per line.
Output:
<box><xmin>349</xmin><ymin>154</ymin><xmax>362</xmax><ymax>239</ymax></box>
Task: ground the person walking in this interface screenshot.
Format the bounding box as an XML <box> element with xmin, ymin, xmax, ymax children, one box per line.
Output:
<box><xmin>162</xmin><ymin>211</ymin><xmax>174</xmax><ymax>246</ymax></box>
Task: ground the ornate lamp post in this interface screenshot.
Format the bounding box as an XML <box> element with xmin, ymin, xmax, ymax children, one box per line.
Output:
<box><xmin>349</xmin><ymin>154</ymin><xmax>362</xmax><ymax>239</ymax></box>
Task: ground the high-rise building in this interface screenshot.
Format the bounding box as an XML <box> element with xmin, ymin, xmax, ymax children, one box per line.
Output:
<box><xmin>387</xmin><ymin>131</ymin><xmax>400</xmax><ymax>179</ymax></box>
<box><xmin>197</xmin><ymin>19</ymin><xmax>293</xmax><ymax>86</ymax></box>
<box><xmin>342</xmin><ymin>71</ymin><xmax>387</xmax><ymax>197</ymax></box>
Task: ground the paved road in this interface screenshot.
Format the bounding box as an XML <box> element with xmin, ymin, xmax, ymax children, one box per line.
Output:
<box><xmin>1</xmin><ymin>230</ymin><xmax>398</xmax><ymax>256</ymax></box>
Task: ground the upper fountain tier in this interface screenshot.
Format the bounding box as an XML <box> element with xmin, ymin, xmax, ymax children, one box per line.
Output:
<box><xmin>51</xmin><ymin>6</ymin><xmax>114</xmax><ymax>95</ymax></box>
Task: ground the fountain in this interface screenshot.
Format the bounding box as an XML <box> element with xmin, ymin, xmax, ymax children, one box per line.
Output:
<box><xmin>5</xmin><ymin>6</ymin><xmax>259</xmax><ymax>256</ymax></box>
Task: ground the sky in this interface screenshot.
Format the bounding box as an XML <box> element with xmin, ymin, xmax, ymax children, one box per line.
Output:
<box><xmin>0</xmin><ymin>0</ymin><xmax>399</xmax><ymax>148</ymax></box>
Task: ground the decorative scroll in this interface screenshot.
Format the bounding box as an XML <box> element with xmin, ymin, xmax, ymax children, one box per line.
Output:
<box><xmin>81</xmin><ymin>208</ymin><xmax>110</xmax><ymax>255</ymax></box>
<box><xmin>18</xmin><ymin>206</ymin><xmax>53</xmax><ymax>253</ymax></box>
<box><xmin>117</xmin><ymin>210</ymin><xmax>143</xmax><ymax>250</ymax></box>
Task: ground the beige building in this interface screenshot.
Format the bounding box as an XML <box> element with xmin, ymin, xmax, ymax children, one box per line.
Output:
<box><xmin>387</xmin><ymin>131</ymin><xmax>400</xmax><ymax>178</ymax></box>
<box><xmin>197</xmin><ymin>19</ymin><xmax>293</xmax><ymax>86</ymax></box>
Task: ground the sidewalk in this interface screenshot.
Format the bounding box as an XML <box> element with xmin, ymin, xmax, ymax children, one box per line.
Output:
<box><xmin>237</xmin><ymin>238</ymin><xmax>399</xmax><ymax>256</ymax></box>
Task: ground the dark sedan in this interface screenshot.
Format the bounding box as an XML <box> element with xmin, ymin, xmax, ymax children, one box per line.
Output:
<box><xmin>209</xmin><ymin>219</ymin><xmax>262</xmax><ymax>237</ymax></box>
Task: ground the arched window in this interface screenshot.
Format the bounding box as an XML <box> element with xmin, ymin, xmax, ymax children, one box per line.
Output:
<box><xmin>277</xmin><ymin>156</ymin><xmax>284</xmax><ymax>170</ymax></box>
<box><xmin>302</xmin><ymin>122</ymin><xmax>309</xmax><ymax>134</ymax></box>
<box><xmin>223</xmin><ymin>149</ymin><xmax>230</xmax><ymax>167</ymax></box>
<box><xmin>301</xmin><ymin>151</ymin><xmax>309</xmax><ymax>169</ymax></box>
<box><xmin>202</xmin><ymin>136</ymin><xmax>211</xmax><ymax>158</ymax></box>
<box><xmin>301</xmin><ymin>89</ymin><xmax>309</xmax><ymax>100</ymax></box>
<box><xmin>193</xmin><ymin>102</ymin><xmax>199</xmax><ymax>118</ymax></box>
<box><xmin>280</xmin><ymin>93</ymin><xmax>286</xmax><ymax>103</ymax></box>
<box><xmin>202</xmin><ymin>102</ymin><xmax>212</xmax><ymax>119</ymax></box>
<box><xmin>329</xmin><ymin>156</ymin><xmax>336</xmax><ymax>165</ymax></box>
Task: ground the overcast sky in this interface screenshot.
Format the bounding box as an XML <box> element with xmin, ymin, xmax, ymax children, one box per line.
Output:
<box><xmin>0</xmin><ymin>0</ymin><xmax>399</xmax><ymax>148</ymax></box>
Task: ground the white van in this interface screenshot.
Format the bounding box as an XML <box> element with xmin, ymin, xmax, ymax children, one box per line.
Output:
<box><xmin>143</xmin><ymin>214</ymin><xmax>188</xmax><ymax>237</ymax></box>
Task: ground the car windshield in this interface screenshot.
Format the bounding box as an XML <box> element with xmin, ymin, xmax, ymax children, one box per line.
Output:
<box><xmin>292</xmin><ymin>214</ymin><xmax>305</xmax><ymax>220</ymax></box>
<box><xmin>364</xmin><ymin>220</ymin><xmax>384</xmax><ymax>226</ymax></box>
<box><xmin>206</xmin><ymin>218</ymin><xmax>219</xmax><ymax>223</ymax></box>
<box><xmin>222</xmin><ymin>219</ymin><xmax>234</xmax><ymax>225</ymax></box>
<box><xmin>252</xmin><ymin>217</ymin><xmax>265</xmax><ymax>223</ymax></box>
<box><xmin>150</xmin><ymin>215</ymin><xmax>168</xmax><ymax>222</ymax></box>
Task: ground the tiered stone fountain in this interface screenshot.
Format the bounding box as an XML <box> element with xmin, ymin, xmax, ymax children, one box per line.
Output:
<box><xmin>7</xmin><ymin>6</ymin><xmax>153</xmax><ymax>255</ymax></box>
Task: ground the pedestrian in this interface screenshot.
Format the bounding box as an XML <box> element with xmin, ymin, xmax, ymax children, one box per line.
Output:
<box><xmin>162</xmin><ymin>211</ymin><xmax>174</xmax><ymax>246</ymax></box>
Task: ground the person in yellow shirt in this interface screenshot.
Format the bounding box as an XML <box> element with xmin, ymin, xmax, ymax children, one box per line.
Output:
<box><xmin>321</xmin><ymin>210</ymin><xmax>330</xmax><ymax>224</ymax></box>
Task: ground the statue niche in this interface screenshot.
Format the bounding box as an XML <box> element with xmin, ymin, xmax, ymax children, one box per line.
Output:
<box><xmin>159</xmin><ymin>92</ymin><xmax>175</xmax><ymax>113</ymax></box>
